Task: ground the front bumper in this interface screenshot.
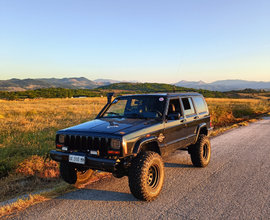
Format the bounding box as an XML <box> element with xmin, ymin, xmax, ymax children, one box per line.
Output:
<box><xmin>50</xmin><ymin>150</ymin><xmax>117</xmax><ymax>172</ymax></box>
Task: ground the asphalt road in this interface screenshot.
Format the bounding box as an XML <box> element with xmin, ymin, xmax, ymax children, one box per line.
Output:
<box><xmin>8</xmin><ymin>117</ymin><xmax>270</xmax><ymax>220</ymax></box>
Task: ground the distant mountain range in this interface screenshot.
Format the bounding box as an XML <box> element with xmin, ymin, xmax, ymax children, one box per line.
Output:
<box><xmin>0</xmin><ymin>77</ymin><xmax>111</xmax><ymax>91</ymax></box>
<box><xmin>175</xmin><ymin>80</ymin><xmax>270</xmax><ymax>91</ymax></box>
<box><xmin>0</xmin><ymin>77</ymin><xmax>269</xmax><ymax>92</ymax></box>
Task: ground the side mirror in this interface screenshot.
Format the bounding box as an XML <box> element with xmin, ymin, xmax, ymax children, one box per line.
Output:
<box><xmin>167</xmin><ymin>113</ymin><xmax>181</xmax><ymax>120</ymax></box>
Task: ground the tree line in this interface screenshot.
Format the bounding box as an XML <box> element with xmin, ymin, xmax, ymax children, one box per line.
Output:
<box><xmin>99</xmin><ymin>83</ymin><xmax>228</xmax><ymax>98</ymax></box>
<box><xmin>0</xmin><ymin>88</ymin><xmax>107</xmax><ymax>100</ymax></box>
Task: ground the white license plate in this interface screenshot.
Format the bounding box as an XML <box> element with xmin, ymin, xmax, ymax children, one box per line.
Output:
<box><xmin>90</xmin><ymin>150</ymin><xmax>98</xmax><ymax>155</ymax></box>
<box><xmin>69</xmin><ymin>155</ymin><xmax>85</xmax><ymax>164</ymax></box>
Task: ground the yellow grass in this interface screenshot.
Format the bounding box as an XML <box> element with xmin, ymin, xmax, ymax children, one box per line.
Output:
<box><xmin>0</xmin><ymin>97</ymin><xmax>107</xmax><ymax>178</ymax></box>
<box><xmin>0</xmin><ymin>97</ymin><xmax>107</xmax><ymax>136</ymax></box>
<box><xmin>0</xmin><ymin>194</ymin><xmax>49</xmax><ymax>218</ymax></box>
<box><xmin>205</xmin><ymin>98</ymin><xmax>270</xmax><ymax>126</ymax></box>
<box><xmin>15</xmin><ymin>155</ymin><xmax>60</xmax><ymax>178</ymax></box>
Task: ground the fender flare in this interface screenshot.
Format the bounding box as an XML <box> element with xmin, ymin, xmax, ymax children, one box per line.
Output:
<box><xmin>194</xmin><ymin>123</ymin><xmax>207</xmax><ymax>143</ymax></box>
<box><xmin>132</xmin><ymin>136</ymin><xmax>161</xmax><ymax>156</ymax></box>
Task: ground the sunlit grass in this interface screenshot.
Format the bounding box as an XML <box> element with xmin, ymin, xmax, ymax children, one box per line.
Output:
<box><xmin>0</xmin><ymin>98</ymin><xmax>107</xmax><ymax>178</ymax></box>
<box><xmin>205</xmin><ymin>98</ymin><xmax>270</xmax><ymax>127</ymax></box>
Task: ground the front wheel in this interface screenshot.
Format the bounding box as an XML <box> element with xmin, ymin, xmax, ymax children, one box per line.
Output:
<box><xmin>128</xmin><ymin>151</ymin><xmax>165</xmax><ymax>201</ymax></box>
<box><xmin>189</xmin><ymin>134</ymin><xmax>211</xmax><ymax>167</ymax></box>
<box><xmin>60</xmin><ymin>162</ymin><xmax>94</xmax><ymax>185</ymax></box>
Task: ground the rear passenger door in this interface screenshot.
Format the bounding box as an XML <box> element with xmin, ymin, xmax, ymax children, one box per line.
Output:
<box><xmin>181</xmin><ymin>97</ymin><xmax>198</xmax><ymax>145</ymax></box>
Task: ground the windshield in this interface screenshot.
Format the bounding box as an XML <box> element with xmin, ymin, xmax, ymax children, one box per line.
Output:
<box><xmin>102</xmin><ymin>96</ymin><xmax>166</xmax><ymax>119</ymax></box>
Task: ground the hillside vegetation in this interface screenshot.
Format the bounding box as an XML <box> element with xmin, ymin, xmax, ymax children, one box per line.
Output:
<box><xmin>0</xmin><ymin>77</ymin><xmax>103</xmax><ymax>91</ymax></box>
<box><xmin>98</xmin><ymin>82</ymin><xmax>227</xmax><ymax>98</ymax></box>
<box><xmin>0</xmin><ymin>88</ymin><xmax>107</xmax><ymax>100</ymax></box>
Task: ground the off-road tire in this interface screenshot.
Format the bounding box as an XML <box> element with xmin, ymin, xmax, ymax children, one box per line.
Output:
<box><xmin>128</xmin><ymin>151</ymin><xmax>164</xmax><ymax>201</ymax></box>
<box><xmin>60</xmin><ymin>162</ymin><xmax>94</xmax><ymax>185</ymax></box>
<box><xmin>190</xmin><ymin>134</ymin><xmax>211</xmax><ymax>167</ymax></box>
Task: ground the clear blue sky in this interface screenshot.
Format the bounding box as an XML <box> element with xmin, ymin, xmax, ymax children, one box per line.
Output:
<box><xmin>0</xmin><ymin>0</ymin><xmax>269</xmax><ymax>83</ymax></box>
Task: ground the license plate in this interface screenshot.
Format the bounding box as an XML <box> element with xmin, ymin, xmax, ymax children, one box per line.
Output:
<box><xmin>69</xmin><ymin>155</ymin><xmax>85</xmax><ymax>164</ymax></box>
<box><xmin>90</xmin><ymin>150</ymin><xmax>98</xmax><ymax>155</ymax></box>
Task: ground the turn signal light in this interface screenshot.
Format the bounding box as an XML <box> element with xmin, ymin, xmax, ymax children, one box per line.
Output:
<box><xmin>108</xmin><ymin>150</ymin><xmax>120</xmax><ymax>155</ymax></box>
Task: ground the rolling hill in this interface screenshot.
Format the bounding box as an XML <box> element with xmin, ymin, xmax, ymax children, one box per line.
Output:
<box><xmin>175</xmin><ymin>80</ymin><xmax>270</xmax><ymax>91</ymax></box>
<box><xmin>0</xmin><ymin>77</ymin><xmax>270</xmax><ymax>92</ymax></box>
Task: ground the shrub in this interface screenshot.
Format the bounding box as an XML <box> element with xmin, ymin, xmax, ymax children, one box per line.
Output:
<box><xmin>15</xmin><ymin>155</ymin><xmax>60</xmax><ymax>179</ymax></box>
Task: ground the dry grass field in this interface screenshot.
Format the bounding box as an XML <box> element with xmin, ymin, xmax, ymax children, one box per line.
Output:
<box><xmin>206</xmin><ymin>98</ymin><xmax>270</xmax><ymax>126</ymax></box>
<box><xmin>0</xmin><ymin>98</ymin><xmax>107</xmax><ymax>178</ymax></box>
<box><xmin>0</xmin><ymin>97</ymin><xmax>270</xmax><ymax>203</ymax></box>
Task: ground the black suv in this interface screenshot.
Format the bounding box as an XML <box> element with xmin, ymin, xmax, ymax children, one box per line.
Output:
<box><xmin>50</xmin><ymin>92</ymin><xmax>213</xmax><ymax>201</ymax></box>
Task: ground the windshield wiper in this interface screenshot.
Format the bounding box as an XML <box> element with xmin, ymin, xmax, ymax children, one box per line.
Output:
<box><xmin>127</xmin><ymin>113</ymin><xmax>148</xmax><ymax>119</ymax></box>
<box><xmin>104</xmin><ymin>112</ymin><xmax>123</xmax><ymax>118</ymax></box>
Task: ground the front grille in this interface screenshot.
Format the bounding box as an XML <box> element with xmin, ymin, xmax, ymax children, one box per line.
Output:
<box><xmin>63</xmin><ymin>135</ymin><xmax>111</xmax><ymax>156</ymax></box>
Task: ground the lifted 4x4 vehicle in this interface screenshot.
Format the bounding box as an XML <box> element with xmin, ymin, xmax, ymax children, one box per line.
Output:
<box><xmin>50</xmin><ymin>92</ymin><xmax>213</xmax><ymax>201</ymax></box>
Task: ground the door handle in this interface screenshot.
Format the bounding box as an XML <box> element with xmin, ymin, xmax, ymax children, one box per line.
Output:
<box><xmin>194</xmin><ymin>116</ymin><xmax>199</xmax><ymax>119</ymax></box>
<box><xmin>180</xmin><ymin>119</ymin><xmax>186</xmax><ymax>123</ymax></box>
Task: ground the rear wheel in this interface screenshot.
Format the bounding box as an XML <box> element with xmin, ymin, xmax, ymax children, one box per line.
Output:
<box><xmin>189</xmin><ymin>134</ymin><xmax>211</xmax><ymax>167</ymax></box>
<box><xmin>128</xmin><ymin>151</ymin><xmax>164</xmax><ymax>201</ymax></box>
<box><xmin>60</xmin><ymin>162</ymin><xmax>94</xmax><ymax>185</ymax></box>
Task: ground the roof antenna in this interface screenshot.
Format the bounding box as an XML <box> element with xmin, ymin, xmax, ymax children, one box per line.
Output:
<box><xmin>175</xmin><ymin>48</ymin><xmax>186</xmax><ymax>90</ymax></box>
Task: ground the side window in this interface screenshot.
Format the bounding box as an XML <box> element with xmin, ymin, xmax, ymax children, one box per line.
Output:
<box><xmin>193</xmin><ymin>97</ymin><xmax>207</xmax><ymax>113</ymax></box>
<box><xmin>181</xmin><ymin>98</ymin><xmax>195</xmax><ymax>116</ymax></box>
<box><xmin>167</xmin><ymin>98</ymin><xmax>182</xmax><ymax>116</ymax></box>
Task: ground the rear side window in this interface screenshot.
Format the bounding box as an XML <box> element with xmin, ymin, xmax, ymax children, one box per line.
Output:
<box><xmin>193</xmin><ymin>97</ymin><xmax>207</xmax><ymax>113</ymax></box>
<box><xmin>181</xmin><ymin>98</ymin><xmax>195</xmax><ymax>116</ymax></box>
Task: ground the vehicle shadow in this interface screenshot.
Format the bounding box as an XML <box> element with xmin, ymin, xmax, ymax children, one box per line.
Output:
<box><xmin>164</xmin><ymin>163</ymin><xmax>193</xmax><ymax>168</ymax></box>
<box><xmin>163</xmin><ymin>151</ymin><xmax>193</xmax><ymax>168</ymax></box>
<box><xmin>58</xmin><ymin>189</ymin><xmax>137</xmax><ymax>202</ymax></box>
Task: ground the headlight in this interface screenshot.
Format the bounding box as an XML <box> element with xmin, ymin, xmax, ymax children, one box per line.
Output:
<box><xmin>59</xmin><ymin>134</ymin><xmax>65</xmax><ymax>144</ymax></box>
<box><xmin>111</xmin><ymin>139</ymin><xmax>121</xmax><ymax>149</ymax></box>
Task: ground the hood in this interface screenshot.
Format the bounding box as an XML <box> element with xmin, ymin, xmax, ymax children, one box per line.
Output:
<box><xmin>59</xmin><ymin>118</ymin><xmax>160</xmax><ymax>135</ymax></box>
